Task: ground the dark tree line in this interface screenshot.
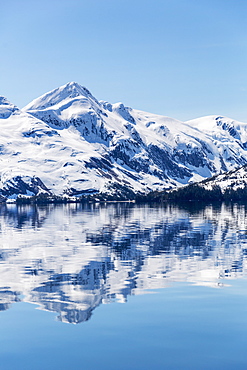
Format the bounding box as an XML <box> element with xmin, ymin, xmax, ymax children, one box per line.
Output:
<box><xmin>136</xmin><ymin>184</ymin><xmax>247</xmax><ymax>202</ymax></box>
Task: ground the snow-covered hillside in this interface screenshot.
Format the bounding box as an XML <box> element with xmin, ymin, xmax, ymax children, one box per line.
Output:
<box><xmin>197</xmin><ymin>165</ymin><xmax>247</xmax><ymax>193</ymax></box>
<box><xmin>1</xmin><ymin>82</ymin><xmax>247</xmax><ymax>200</ymax></box>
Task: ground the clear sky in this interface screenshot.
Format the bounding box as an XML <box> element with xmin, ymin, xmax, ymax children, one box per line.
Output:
<box><xmin>1</xmin><ymin>0</ymin><xmax>247</xmax><ymax>121</ymax></box>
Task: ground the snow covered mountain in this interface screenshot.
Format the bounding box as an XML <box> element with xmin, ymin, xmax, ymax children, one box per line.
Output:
<box><xmin>1</xmin><ymin>82</ymin><xmax>247</xmax><ymax>200</ymax></box>
<box><xmin>202</xmin><ymin>165</ymin><xmax>247</xmax><ymax>192</ymax></box>
<box><xmin>151</xmin><ymin>164</ymin><xmax>247</xmax><ymax>202</ymax></box>
<box><xmin>184</xmin><ymin>164</ymin><xmax>247</xmax><ymax>200</ymax></box>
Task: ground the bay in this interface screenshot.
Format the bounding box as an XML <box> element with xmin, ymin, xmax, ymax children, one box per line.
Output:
<box><xmin>0</xmin><ymin>202</ymin><xmax>247</xmax><ymax>369</ymax></box>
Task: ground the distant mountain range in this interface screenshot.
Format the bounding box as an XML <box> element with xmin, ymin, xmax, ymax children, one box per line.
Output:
<box><xmin>1</xmin><ymin>82</ymin><xmax>247</xmax><ymax>201</ymax></box>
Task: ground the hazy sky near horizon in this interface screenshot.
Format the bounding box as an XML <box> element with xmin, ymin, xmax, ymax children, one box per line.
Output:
<box><xmin>1</xmin><ymin>0</ymin><xmax>247</xmax><ymax>121</ymax></box>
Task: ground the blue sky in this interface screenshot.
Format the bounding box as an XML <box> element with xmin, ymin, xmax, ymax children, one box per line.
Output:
<box><xmin>1</xmin><ymin>0</ymin><xmax>247</xmax><ymax>121</ymax></box>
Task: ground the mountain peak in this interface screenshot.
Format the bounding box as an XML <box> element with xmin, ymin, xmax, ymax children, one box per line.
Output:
<box><xmin>23</xmin><ymin>82</ymin><xmax>97</xmax><ymax>111</ymax></box>
<box><xmin>0</xmin><ymin>96</ymin><xmax>19</xmax><ymax>118</ymax></box>
<box><xmin>62</xmin><ymin>81</ymin><xmax>94</xmax><ymax>99</ymax></box>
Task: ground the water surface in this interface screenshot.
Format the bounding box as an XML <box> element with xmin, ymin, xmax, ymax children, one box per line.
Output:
<box><xmin>0</xmin><ymin>202</ymin><xmax>247</xmax><ymax>369</ymax></box>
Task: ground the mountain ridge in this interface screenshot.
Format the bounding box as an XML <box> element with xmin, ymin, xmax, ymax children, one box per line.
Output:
<box><xmin>1</xmin><ymin>82</ymin><xmax>247</xmax><ymax>201</ymax></box>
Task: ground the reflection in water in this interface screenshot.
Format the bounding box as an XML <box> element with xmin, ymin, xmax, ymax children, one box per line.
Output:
<box><xmin>0</xmin><ymin>202</ymin><xmax>247</xmax><ymax>324</ymax></box>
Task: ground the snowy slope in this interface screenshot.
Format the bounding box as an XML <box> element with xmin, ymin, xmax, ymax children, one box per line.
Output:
<box><xmin>197</xmin><ymin>165</ymin><xmax>247</xmax><ymax>192</ymax></box>
<box><xmin>187</xmin><ymin>115</ymin><xmax>247</xmax><ymax>168</ymax></box>
<box><xmin>1</xmin><ymin>82</ymin><xmax>247</xmax><ymax>200</ymax></box>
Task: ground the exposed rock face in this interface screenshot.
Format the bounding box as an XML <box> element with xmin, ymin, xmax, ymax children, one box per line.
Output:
<box><xmin>0</xmin><ymin>176</ymin><xmax>51</xmax><ymax>197</ymax></box>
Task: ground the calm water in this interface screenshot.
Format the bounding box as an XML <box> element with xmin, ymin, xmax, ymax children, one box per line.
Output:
<box><xmin>0</xmin><ymin>202</ymin><xmax>247</xmax><ymax>369</ymax></box>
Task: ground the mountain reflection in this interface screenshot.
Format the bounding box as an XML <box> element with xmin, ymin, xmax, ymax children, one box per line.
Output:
<box><xmin>0</xmin><ymin>202</ymin><xmax>247</xmax><ymax>324</ymax></box>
